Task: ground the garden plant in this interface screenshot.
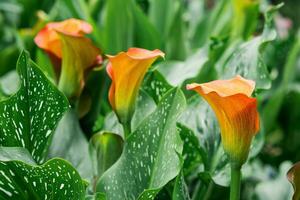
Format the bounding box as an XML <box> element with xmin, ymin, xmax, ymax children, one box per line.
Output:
<box><xmin>0</xmin><ymin>0</ymin><xmax>300</xmax><ymax>200</ymax></box>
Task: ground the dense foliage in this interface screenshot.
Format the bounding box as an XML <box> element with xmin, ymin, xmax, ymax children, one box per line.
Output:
<box><xmin>0</xmin><ymin>0</ymin><xmax>300</xmax><ymax>199</ymax></box>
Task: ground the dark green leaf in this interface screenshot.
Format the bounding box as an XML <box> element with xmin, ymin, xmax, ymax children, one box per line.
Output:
<box><xmin>0</xmin><ymin>155</ymin><xmax>86</xmax><ymax>199</ymax></box>
<box><xmin>0</xmin><ymin>50</ymin><xmax>69</xmax><ymax>163</ymax></box>
<box><xmin>142</xmin><ymin>70</ymin><xmax>172</xmax><ymax>104</ymax></box>
<box><xmin>177</xmin><ymin>123</ymin><xmax>204</xmax><ymax>175</ymax></box>
<box><xmin>172</xmin><ymin>171</ymin><xmax>191</xmax><ymax>200</ymax></box>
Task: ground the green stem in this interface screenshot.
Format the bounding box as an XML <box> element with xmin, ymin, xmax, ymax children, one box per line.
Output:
<box><xmin>122</xmin><ymin>121</ymin><xmax>131</xmax><ymax>138</ymax></box>
<box><xmin>230</xmin><ymin>164</ymin><xmax>242</xmax><ymax>200</ymax></box>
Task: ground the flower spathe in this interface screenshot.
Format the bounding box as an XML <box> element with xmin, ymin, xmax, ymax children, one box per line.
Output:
<box><xmin>186</xmin><ymin>75</ymin><xmax>259</xmax><ymax>166</ymax></box>
<box><xmin>288</xmin><ymin>162</ymin><xmax>300</xmax><ymax>200</ymax></box>
<box><xmin>107</xmin><ymin>48</ymin><xmax>164</xmax><ymax>125</ymax></box>
<box><xmin>34</xmin><ymin>18</ymin><xmax>93</xmax><ymax>59</ymax></box>
<box><xmin>34</xmin><ymin>18</ymin><xmax>102</xmax><ymax>98</ymax></box>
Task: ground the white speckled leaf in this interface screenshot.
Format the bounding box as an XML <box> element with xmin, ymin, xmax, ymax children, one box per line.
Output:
<box><xmin>0</xmin><ymin>51</ymin><xmax>69</xmax><ymax>163</ymax></box>
<box><xmin>218</xmin><ymin>5</ymin><xmax>280</xmax><ymax>90</ymax></box>
<box><xmin>172</xmin><ymin>171</ymin><xmax>190</xmax><ymax>200</ymax></box>
<box><xmin>0</xmin><ymin>155</ymin><xmax>86</xmax><ymax>199</ymax></box>
<box><xmin>97</xmin><ymin>88</ymin><xmax>186</xmax><ymax>200</ymax></box>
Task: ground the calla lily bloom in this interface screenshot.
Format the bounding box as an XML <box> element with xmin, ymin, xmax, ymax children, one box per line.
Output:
<box><xmin>288</xmin><ymin>162</ymin><xmax>300</xmax><ymax>200</ymax></box>
<box><xmin>34</xmin><ymin>18</ymin><xmax>102</xmax><ymax>98</ymax></box>
<box><xmin>186</xmin><ymin>75</ymin><xmax>259</xmax><ymax>166</ymax></box>
<box><xmin>107</xmin><ymin>48</ymin><xmax>164</xmax><ymax>128</ymax></box>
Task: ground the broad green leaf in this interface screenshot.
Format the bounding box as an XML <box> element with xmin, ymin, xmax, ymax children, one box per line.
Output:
<box><xmin>48</xmin><ymin>110</ymin><xmax>92</xmax><ymax>180</ymax></box>
<box><xmin>172</xmin><ymin>171</ymin><xmax>190</xmax><ymax>200</ymax></box>
<box><xmin>0</xmin><ymin>51</ymin><xmax>69</xmax><ymax>163</ymax></box>
<box><xmin>131</xmin><ymin>90</ymin><xmax>156</xmax><ymax>131</ymax></box>
<box><xmin>0</xmin><ymin>147</ymin><xmax>35</xmax><ymax>164</ymax></box>
<box><xmin>148</xmin><ymin>0</ymin><xmax>180</xmax><ymax>38</ymax></box>
<box><xmin>0</xmin><ymin>150</ymin><xmax>86</xmax><ymax>199</ymax></box>
<box><xmin>142</xmin><ymin>70</ymin><xmax>172</xmax><ymax>104</ymax></box>
<box><xmin>191</xmin><ymin>0</ymin><xmax>232</xmax><ymax>48</ymax></box>
<box><xmin>89</xmin><ymin>132</ymin><xmax>123</xmax><ymax>192</ymax></box>
<box><xmin>97</xmin><ymin>88</ymin><xmax>186</xmax><ymax>200</ymax></box>
<box><xmin>165</xmin><ymin>0</ymin><xmax>188</xmax><ymax>60</ymax></box>
<box><xmin>102</xmin><ymin>112</ymin><xmax>123</xmax><ymax>137</ymax></box>
<box><xmin>217</xmin><ymin>4</ymin><xmax>282</xmax><ymax>90</ymax></box>
<box><xmin>85</xmin><ymin>193</ymin><xmax>106</xmax><ymax>200</ymax></box>
<box><xmin>177</xmin><ymin>123</ymin><xmax>204</xmax><ymax>175</ymax></box>
<box><xmin>157</xmin><ymin>49</ymin><xmax>208</xmax><ymax>86</ymax></box>
<box><xmin>130</xmin><ymin>1</ymin><xmax>161</xmax><ymax>50</ymax></box>
<box><xmin>0</xmin><ymin>70</ymin><xmax>19</xmax><ymax>98</ymax></box>
<box><xmin>102</xmin><ymin>0</ymin><xmax>134</xmax><ymax>54</ymax></box>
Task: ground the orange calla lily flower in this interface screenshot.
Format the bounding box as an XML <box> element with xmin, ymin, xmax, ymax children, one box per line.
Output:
<box><xmin>34</xmin><ymin>18</ymin><xmax>102</xmax><ymax>98</ymax></box>
<box><xmin>34</xmin><ymin>18</ymin><xmax>93</xmax><ymax>59</ymax></box>
<box><xmin>107</xmin><ymin>48</ymin><xmax>164</xmax><ymax>127</ymax></box>
<box><xmin>186</xmin><ymin>75</ymin><xmax>259</xmax><ymax>166</ymax></box>
<box><xmin>288</xmin><ymin>162</ymin><xmax>300</xmax><ymax>200</ymax></box>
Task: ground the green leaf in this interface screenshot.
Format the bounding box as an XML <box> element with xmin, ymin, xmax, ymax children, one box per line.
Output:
<box><xmin>263</xmin><ymin>30</ymin><xmax>300</xmax><ymax>133</ymax></box>
<box><xmin>130</xmin><ymin>1</ymin><xmax>161</xmax><ymax>50</ymax></box>
<box><xmin>0</xmin><ymin>147</ymin><xmax>35</xmax><ymax>164</ymax></box>
<box><xmin>0</xmin><ymin>50</ymin><xmax>69</xmax><ymax>163</ymax></box>
<box><xmin>217</xmin><ymin>4</ymin><xmax>281</xmax><ymax>90</ymax></box>
<box><xmin>0</xmin><ymin>149</ymin><xmax>86</xmax><ymax>199</ymax></box>
<box><xmin>142</xmin><ymin>70</ymin><xmax>172</xmax><ymax>104</ymax></box>
<box><xmin>177</xmin><ymin>123</ymin><xmax>204</xmax><ymax>175</ymax></box>
<box><xmin>172</xmin><ymin>171</ymin><xmax>191</xmax><ymax>200</ymax></box>
<box><xmin>0</xmin><ymin>70</ymin><xmax>19</xmax><ymax>98</ymax></box>
<box><xmin>85</xmin><ymin>193</ymin><xmax>107</xmax><ymax>200</ymax></box>
<box><xmin>131</xmin><ymin>90</ymin><xmax>156</xmax><ymax>131</ymax></box>
<box><xmin>48</xmin><ymin>110</ymin><xmax>92</xmax><ymax>180</ymax></box>
<box><xmin>157</xmin><ymin>49</ymin><xmax>208</xmax><ymax>86</ymax></box>
<box><xmin>102</xmin><ymin>0</ymin><xmax>134</xmax><ymax>54</ymax></box>
<box><xmin>97</xmin><ymin>88</ymin><xmax>186</xmax><ymax>200</ymax></box>
<box><xmin>89</xmin><ymin>132</ymin><xmax>123</xmax><ymax>191</ymax></box>
<box><xmin>148</xmin><ymin>0</ymin><xmax>180</xmax><ymax>39</ymax></box>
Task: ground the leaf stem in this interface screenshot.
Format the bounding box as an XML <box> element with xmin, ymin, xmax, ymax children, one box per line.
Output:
<box><xmin>122</xmin><ymin>121</ymin><xmax>131</xmax><ymax>138</ymax></box>
<box><xmin>230</xmin><ymin>164</ymin><xmax>242</xmax><ymax>200</ymax></box>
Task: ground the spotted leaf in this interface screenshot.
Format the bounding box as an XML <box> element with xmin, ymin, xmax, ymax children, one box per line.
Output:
<box><xmin>0</xmin><ymin>50</ymin><xmax>69</xmax><ymax>163</ymax></box>
<box><xmin>172</xmin><ymin>171</ymin><xmax>191</xmax><ymax>200</ymax></box>
<box><xmin>0</xmin><ymin>148</ymin><xmax>86</xmax><ymax>200</ymax></box>
<box><xmin>97</xmin><ymin>88</ymin><xmax>186</xmax><ymax>200</ymax></box>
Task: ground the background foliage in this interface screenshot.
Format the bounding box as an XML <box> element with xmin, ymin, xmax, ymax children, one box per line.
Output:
<box><xmin>0</xmin><ymin>0</ymin><xmax>300</xmax><ymax>199</ymax></box>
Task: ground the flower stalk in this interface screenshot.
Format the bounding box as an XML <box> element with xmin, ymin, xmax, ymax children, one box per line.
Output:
<box><xmin>230</xmin><ymin>164</ymin><xmax>242</xmax><ymax>200</ymax></box>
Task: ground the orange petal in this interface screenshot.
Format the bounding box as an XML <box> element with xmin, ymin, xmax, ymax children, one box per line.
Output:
<box><xmin>107</xmin><ymin>48</ymin><xmax>164</xmax><ymax>124</ymax></box>
<box><xmin>34</xmin><ymin>18</ymin><xmax>93</xmax><ymax>59</ymax></box>
<box><xmin>187</xmin><ymin>76</ymin><xmax>259</xmax><ymax>165</ymax></box>
<box><xmin>288</xmin><ymin>162</ymin><xmax>300</xmax><ymax>200</ymax></box>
